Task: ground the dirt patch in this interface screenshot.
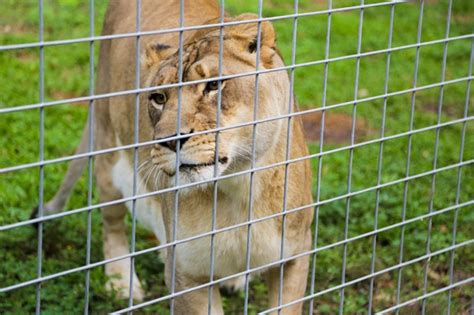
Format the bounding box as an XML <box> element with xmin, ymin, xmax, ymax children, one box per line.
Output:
<box><xmin>422</xmin><ymin>103</ymin><xmax>463</xmax><ymax>118</ymax></box>
<box><xmin>453</xmin><ymin>11</ymin><xmax>474</xmax><ymax>24</ymax></box>
<box><xmin>1</xmin><ymin>23</ymin><xmax>31</xmax><ymax>35</ymax></box>
<box><xmin>301</xmin><ymin>111</ymin><xmax>372</xmax><ymax>144</ymax></box>
<box><xmin>14</xmin><ymin>50</ymin><xmax>37</xmax><ymax>62</ymax></box>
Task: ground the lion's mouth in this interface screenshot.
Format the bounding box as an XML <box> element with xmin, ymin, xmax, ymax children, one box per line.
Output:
<box><xmin>179</xmin><ymin>162</ymin><xmax>215</xmax><ymax>171</ymax></box>
<box><xmin>179</xmin><ymin>156</ymin><xmax>229</xmax><ymax>172</ymax></box>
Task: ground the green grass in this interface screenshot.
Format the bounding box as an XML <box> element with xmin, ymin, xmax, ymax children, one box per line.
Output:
<box><xmin>1</xmin><ymin>0</ymin><xmax>473</xmax><ymax>314</ymax></box>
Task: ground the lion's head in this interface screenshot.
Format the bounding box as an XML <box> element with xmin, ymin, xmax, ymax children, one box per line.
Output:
<box><xmin>143</xmin><ymin>14</ymin><xmax>290</xmax><ymax>185</ymax></box>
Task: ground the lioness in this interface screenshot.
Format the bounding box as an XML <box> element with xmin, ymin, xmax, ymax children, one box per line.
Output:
<box><xmin>36</xmin><ymin>0</ymin><xmax>313</xmax><ymax>313</ymax></box>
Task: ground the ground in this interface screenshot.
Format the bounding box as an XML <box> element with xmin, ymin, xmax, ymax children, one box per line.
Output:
<box><xmin>0</xmin><ymin>0</ymin><xmax>473</xmax><ymax>314</ymax></box>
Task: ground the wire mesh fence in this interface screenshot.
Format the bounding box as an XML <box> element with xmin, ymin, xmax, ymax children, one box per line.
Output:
<box><xmin>0</xmin><ymin>0</ymin><xmax>473</xmax><ymax>314</ymax></box>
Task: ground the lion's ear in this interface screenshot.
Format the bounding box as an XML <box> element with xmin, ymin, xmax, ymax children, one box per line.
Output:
<box><xmin>142</xmin><ymin>43</ymin><xmax>175</xmax><ymax>68</ymax></box>
<box><xmin>231</xmin><ymin>13</ymin><xmax>276</xmax><ymax>67</ymax></box>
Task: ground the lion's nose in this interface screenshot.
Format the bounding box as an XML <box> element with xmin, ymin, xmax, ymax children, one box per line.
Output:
<box><xmin>157</xmin><ymin>130</ymin><xmax>193</xmax><ymax>152</ymax></box>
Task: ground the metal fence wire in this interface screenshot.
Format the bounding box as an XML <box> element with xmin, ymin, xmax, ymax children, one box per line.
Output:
<box><xmin>0</xmin><ymin>0</ymin><xmax>473</xmax><ymax>314</ymax></box>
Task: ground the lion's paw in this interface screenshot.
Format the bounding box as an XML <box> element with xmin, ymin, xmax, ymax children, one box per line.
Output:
<box><xmin>106</xmin><ymin>272</ymin><xmax>145</xmax><ymax>302</ymax></box>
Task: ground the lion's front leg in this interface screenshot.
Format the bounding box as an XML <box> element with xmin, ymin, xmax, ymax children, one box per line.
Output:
<box><xmin>267</xmin><ymin>229</ymin><xmax>311</xmax><ymax>315</ymax></box>
<box><xmin>97</xmin><ymin>152</ymin><xmax>145</xmax><ymax>302</ymax></box>
<box><xmin>267</xmin><ymin>254</ymin><xmax>310</xmax><ymax>315</ymax></box>
<box><xmin>101</xmin><ymin>202</ymin><xmax>145</xmax><ymax>302</ymax></box>
<box><xmin>164</xmin><ymin>254</ymin><xmax>224</xmax><ymax>315</ymax></box>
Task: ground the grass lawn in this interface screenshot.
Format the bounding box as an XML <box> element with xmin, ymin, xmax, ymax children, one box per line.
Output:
<box><xmin>1</xmin><ymin>0</ymin><xmax>473</xmax><ymax>314</ymax></box>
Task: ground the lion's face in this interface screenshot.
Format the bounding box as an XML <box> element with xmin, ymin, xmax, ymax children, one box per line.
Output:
<box><xmin>144</xmin><ymin>15</ymin><xmax>289</xmax><ymax>185</ymax></box>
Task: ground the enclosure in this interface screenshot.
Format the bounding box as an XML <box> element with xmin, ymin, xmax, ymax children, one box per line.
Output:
<box><xmin>0</xmin><ymin>0</ymin><xmax>473</xmax><ymax>314</ymax></box>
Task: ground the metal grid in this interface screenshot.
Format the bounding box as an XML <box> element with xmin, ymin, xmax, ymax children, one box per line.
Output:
<box><xmin>1</xmin><ymin>0</ymin><xmax>473</xmax><ymax>314</ymax></box>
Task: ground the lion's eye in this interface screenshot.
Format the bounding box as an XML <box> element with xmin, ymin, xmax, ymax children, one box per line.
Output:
<box><xmin>205</xmin><ymin>81</ymin><xmax>219</xmax><ymax>92</ymax></box>
<box><xmin>149</xmin><ymin>92</ymin><xmax>167</xmax><ymax>105</ymax></box>
<box><xmin>204</xmin><ymin>80</ymin><xmax>226</xmax><ymax>95</ymax></box>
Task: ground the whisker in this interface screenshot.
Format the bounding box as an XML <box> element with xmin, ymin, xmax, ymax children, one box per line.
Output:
<box><xmin>142</xmin><ymin>164</ymin><xmax>154</xmax><ymax>189</ymax></box>
<box><xmin>138</xmin><ymin>157</ymin><xmax>152</xmax><ymax>174</ymax></box>
<box><xmin>145</xmin><ymin>164</ymin><xmax>158</xmax><ymax>190</ymax></box>
<box><xmin>153</xmin><ymin>167</ymin><xmax>162</xmax><ymax>191</ymax></box>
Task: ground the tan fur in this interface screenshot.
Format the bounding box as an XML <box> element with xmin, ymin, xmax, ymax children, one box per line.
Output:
<box><xmin>44</xmin><ymin>1</ymin><xmax>313</xmax><ymax>313</ymax></box>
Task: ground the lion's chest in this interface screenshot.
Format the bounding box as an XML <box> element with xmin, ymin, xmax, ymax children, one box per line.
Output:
<box><xmin>175</xmin><ymin>219</ymin><xmax>284</xmax><ymax>279</ymax></box>
<box><xmin>173</xmin><ymin>183</ymin><xmax>286</xmax><ymax>279</ymax></box>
